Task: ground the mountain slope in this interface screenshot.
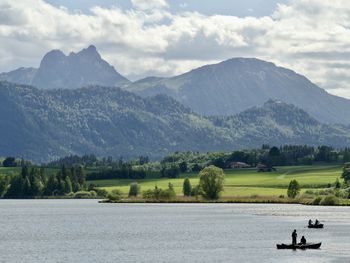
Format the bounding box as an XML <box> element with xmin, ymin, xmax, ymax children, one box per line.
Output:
<box><xmin>0</xmin><ymin>67</ymin><xmax>37</xmax><ymax>84</ymax></box>
<box><xmin>1</xmin><ymin>81</ymin><xmax>350</xmax><ymax>162</ymax></box>
<box><xmin>216</xmin><ymin>99</ymin><xmax>350</xmax><ymax>147</ymax></box>
<box><xmin>0</xmin><ymin>45</ymin><xmax>130</xmax><ymax>89</ymax></box>
<box><xmin>0</xmin><ymin>81</ymin><xmax>231</xmax><ymax>162</ymax></box>
<box><xmin>126</xmin><ymin>58</ymin><xmax>350</xmax><ymax>124</ymax></box>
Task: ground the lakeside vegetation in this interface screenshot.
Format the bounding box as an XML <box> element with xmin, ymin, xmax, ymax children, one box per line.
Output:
<box><xmin>91</xmin><ymin>165</ymin><xmax>348</xmax><ymax>204</ymax></box>
<box><xmin>1</xmin><ymin>145</ymin><xmax>350</xmax><ymax>204</ymax></box>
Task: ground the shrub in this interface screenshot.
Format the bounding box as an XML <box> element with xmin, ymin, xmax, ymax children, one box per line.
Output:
<box><xmin>279</xmin><ymin>195</ymin><xmax>285</xmax><ymax>198</ymax></box>
<box><xmin>142</xmin><ymin>184</ymin><xmax>176</xmax><ymax>200</ymax></box>
<box><xmin>190</xmin><ymin>185</ymin><xmax>200</xmax><ymax>197</ymax></box>
<box><xmin>335</xmin><ymin>178</ymin><xmax>341</xmax><ymax>189</ymax></box>
<box><xmin>305</xmin><ymin>190</ymin><xmax>316</xmax><ymax>195</ymax></box>
<box><xmin>107</xmin><ymin>189</ymin><xmax>122</xmax><ymax>202</ymax></box>
<box><xmin>312</xmin><ymin>196</ymin><xmax>322</xmax><ymax>205</ymax></box>
<box><xmin>74</xmin><ymin>190</ymin><xmax>97</xmax><ymax>199</ymax></box>
<box><xmin>319</xmin><ymin>195</ymin><xmax>339</xmax><ymax>206</ymax></box>
<box><xmin>128</xmin><ymin>182</ymin><xmax>140</xmax><ymax>197</ymax></box>
<box><xmin>94</xmin><ymin>188</ymin><xmax>108</xmax><ymax>198</ymax></box>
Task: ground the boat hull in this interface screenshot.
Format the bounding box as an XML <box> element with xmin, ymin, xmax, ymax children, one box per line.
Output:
<box><xmin>308</xmin><ymin>224</ymin><xmax>324</xmax><ymax>229</ymax></box>
<box><xmin>276</xmin><ymin>242</ymin><xmax>322</xmax><ymax>249</ymax></box>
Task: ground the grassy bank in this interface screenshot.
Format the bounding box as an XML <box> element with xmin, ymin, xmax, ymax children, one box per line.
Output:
<box><xmin>90</xmin><ymin>165</ymin><xmax>342</xmax><ymax>199</ymax></box>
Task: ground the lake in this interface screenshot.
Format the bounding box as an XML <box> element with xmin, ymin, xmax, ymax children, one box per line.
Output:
<box><xmin>0</xmin><ymin>200</ymin><xmax>349</xmax><ymax>263</ymax></box>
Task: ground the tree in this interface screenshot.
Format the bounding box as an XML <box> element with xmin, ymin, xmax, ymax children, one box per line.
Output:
<box><xmin>269</xmin><ymin>146</ymin><xmax>280</xmax><ymax>157</ymax></box>
<box><xmin>5</xmin><ymin>174</ymin><xmax>24</xmax><ymax>198</ymax></box>
<box><xmin>64</xmin><ymin>176</ymin><xmax>73</xmax><ymax>194</ymax></box>
<box><xmin>2</xmin><ymin>157</ymin><xmax>17</xmax><ymax>167</ymax></box>
<box><xmin>179</xmin><ymin>161</ymin><xmax>188</xmax><ymax>173</ymax></box>
<box><xmin>199</xmin><ymin>165</ymin><xmax>225</xmax><ymax>200</ymax></box>
<box><xmin>128</xmin><ymin>182</ymin><xmax>140</xmax><ymax>197</ymax></box>
<box><xmin>44</xmin><ymin>174</ymin><xmax>59</xmax><ymax>196</ymax></box>
<box><xmin>0</xmin><ymin>177</ymin><xmax>8</xmax><ymax>197</ymax></box>
<box><xmin>342</xmin><ymin>163</ymin><xmax>350</xmax><ymax>184</ymax></box>
<box><xmin>287</xmin><ymin>179</ymin><xmax>300</xmax><ymax>198</ymax></box>
<box><xmin>183</xmin><ymin>178</ymin><xmax>192</xmax><ymax>196</ymax></box>
<box><xmin>335</xmin><ymin>178</ymin><xmax>341</xmax><ymax>189</ymax></box>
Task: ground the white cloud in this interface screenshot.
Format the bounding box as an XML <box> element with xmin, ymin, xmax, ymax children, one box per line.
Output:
<box><xmin>0</xmin><ymin>0</ymin><xmax>350</xmax><ymax>98</ymax></box>
<box><xmin>130</xmin><ymin>0</ymin><xmax>168</xmax><ymax>11</ymax></box>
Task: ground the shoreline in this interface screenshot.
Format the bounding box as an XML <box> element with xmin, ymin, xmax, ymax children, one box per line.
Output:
<box><xmin>99</xmin><ymin>196</ymin><xmax>350</xmax><ymax>206</ymax></box>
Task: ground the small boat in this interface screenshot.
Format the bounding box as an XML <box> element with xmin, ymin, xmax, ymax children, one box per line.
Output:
<box><xmin>308</xmin><ymin>223</ymin><xmax>324</xmax><ymax>229</ymax></box>
<box><xmin>276</xmin><ymin>242</ymin><xmax>322</xmax><ymax>249</ymax></box>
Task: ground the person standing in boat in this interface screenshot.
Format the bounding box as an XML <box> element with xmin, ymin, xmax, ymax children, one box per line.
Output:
<box><xmin>292</xmin><ymin>230</ymin><xmax>297</xmax><ymax>245</ymax></box>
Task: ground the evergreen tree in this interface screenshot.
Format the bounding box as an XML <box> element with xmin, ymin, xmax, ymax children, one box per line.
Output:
<box><xmin>64</xmin><ymin>176</ymin><xmax>73</xmax><ymax>194</ymax></box>
<box><xmin>0</xmin><ymin>177</ymin><xmax>8</xmax><ymax>197</ymax></box>
<box><xmin>76</xmin><ymin>166</ymin><xmax>86</xmax><ymax>188</ymax></box>
<box><xmin>44</xmin><ymin>174</ymin><xmax>58</xmax><ymax>196</ymax></box>
<box><xmin>342</xmin><ymin>163</ymin><xmax>350</xmax><ymax>184</ymax></box>
<box><xmin>5</xmin><ymin>174</ymin><xmax>24</xmax><ymax>198</ymax></box>
<box><xmin>23</xmin><ymin>177</ymin><xmax>32</xmax><ymax>197</ymax></box>
<box><xmin>183</xmin><ymin>178</ymin><xmax>192</xmax><ymax>196</ymax></box>
<box><xmin>179</xmin><ymin>161</ymin><xmax>188</xmax><ymax>173</ymax></box>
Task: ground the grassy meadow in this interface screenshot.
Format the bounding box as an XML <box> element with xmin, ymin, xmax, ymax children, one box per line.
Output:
<box><xmin>88</xmin><ymin>165</ymin><xmax>342</xmax><ymax>198</ymax></box>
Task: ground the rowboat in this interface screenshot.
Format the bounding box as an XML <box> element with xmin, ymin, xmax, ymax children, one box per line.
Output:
<box><xmin>308</xmin><ymin>223</ymin><xmax>324</xmax><ymax>229</ymax></box>
<box><xmin>276</xmin><ymin>242</ymin><xmax>322</xmax><ymax>249</ymax></box>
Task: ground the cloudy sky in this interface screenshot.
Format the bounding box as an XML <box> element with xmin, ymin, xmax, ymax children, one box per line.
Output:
<box><xmin>1</xmin><ymin>0</ymin><xmax>350</xmax><ymax>98</ymax></box>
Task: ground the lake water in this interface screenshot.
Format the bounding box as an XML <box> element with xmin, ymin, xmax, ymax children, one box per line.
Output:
<box><xmin>0</xmin><ymin>200</ymin><xmax>349</xmax><ymax>263</ymax></box>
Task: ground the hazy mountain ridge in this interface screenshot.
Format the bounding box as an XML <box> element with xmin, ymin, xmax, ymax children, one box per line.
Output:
<box><xmin>1</xmin><ymin>81</ymin><xmax>350</xmax><ymax>162</ymax></box>
<box><xmin>126</xmin><ymin>58</ymin><xmax>350</xmax><ymax>124</ymax></box>
<box><xmin>0</xmin><ymin>45</ymin><xmax>129</xmax><ymax>89</ymax></box>
<box><xmin>2</xmin><ymin>46</ymin><xmax>350</xmax><ymax>124</ymax></box>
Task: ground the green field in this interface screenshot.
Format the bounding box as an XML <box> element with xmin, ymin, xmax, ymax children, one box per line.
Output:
<box><xmin>88</xmin><ymin>165</ymin><xmax>342</xmax><ymax>197</ymax></box>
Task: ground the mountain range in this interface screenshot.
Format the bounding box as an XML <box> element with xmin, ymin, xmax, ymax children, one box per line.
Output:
<box><xmin>1</xmin><ymin>46</ymin><xmax>350</xmax><ymax>162</ymax></box>
<box><xmin>0</xmin><ymin>81</ymin><xmax>350</xmax><ymax>162</ymax></box>
<box><xmin>0</xmin><ymin>45</ymin><xmax>130</xmax><ymax>90</ymax></box>
<box><xmin>2</xmin><ymin>46</ymin><xmax>350</xmax><ymax>125</ymax></box>
<box><xmin>126</xmin><ymin>58</ymin><xmax>350</xmax><ymax>124</ymax></box>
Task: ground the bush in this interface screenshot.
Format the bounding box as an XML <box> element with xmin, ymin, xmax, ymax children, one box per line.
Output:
<box><xmin>94</xmin><ymin>188</ymin><xmax>108</xmax><ymax>198</ymax></box>
<box><xmin>305</xmin><ymin>190</ymin><xmax>316</xmax><ymax>195</ymax></box>
<box><xmin>319</xmin><ymin>195</ymin><xmax>339</xmax><ymax>206</ymax></box>
<box><xmin>128</xmin><ymin>182</ymin><xmax>140</xmax><ymax>197</ymax></box>
<box><xmin>312</xmin><ymin>196</ymin><xmax>322</xmax><ymax>205</ymax></box>
<box><xmin>74</xmin><ymin>190</ymin><xmax>97</xmax><ymax>199</ymax></box>
<box><xmin>190</xmin><ymin>185</ymin><xmax>200</xmax><ymax>197</ymax></box>
<box><xmin>142</xmin><ymin>184</ymin><xmax>176</xmax><ymax>200</ymax></box>
<box><xmin>107</xmin><ymin>189</ymin><xmax>122</xmax><ymax>202</ymax></box>
<box><xmin>279</xmin><ymin>195</ymin><xmax>285</xmax><ymax>198</ymax></box>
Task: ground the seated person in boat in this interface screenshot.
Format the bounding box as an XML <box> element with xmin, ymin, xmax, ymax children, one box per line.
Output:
<box><xmin>299</xmin><ymin>236</ymin><xmax>306</xmax><ymax>245</ymax></box>
<box><xmin>315</xmin><ymin>219</ymin><xmax>319</xmax><ymax>225</ymax></box>
<box><xmin>308</xmin><ymin>219</ymin><xmax>313</xmax><ymax>226</ymax></box>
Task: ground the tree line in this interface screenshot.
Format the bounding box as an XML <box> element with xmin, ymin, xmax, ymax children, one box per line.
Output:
<box><xmin>0</xmin><ymin>166</ymin><xmax>86</xmax><ymax>198</ymax></box>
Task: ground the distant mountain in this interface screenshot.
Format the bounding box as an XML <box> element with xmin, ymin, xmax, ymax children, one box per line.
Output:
<box><xmin>1</xmin><ymin>81</ymin><xmax>350</xmax><ymax>162</ymax></box>
<box><xmin>0</xmin><ymin>45</ymin><xmax>130</xmax><ymax>89</ymax></box>
<box><xmin>216</xmin><ymin>99</ymin><xmax>350</xmax><ymax>147</ymax></box>
<box><xmin>0</xmin><ymin>67</ymin><xmax>37</xmax><ymax>84</ymax></box>
<box><xmin>125</xmin><ymin>58</ymin><xmax>350</xmax><ymax>124</ymax></box>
